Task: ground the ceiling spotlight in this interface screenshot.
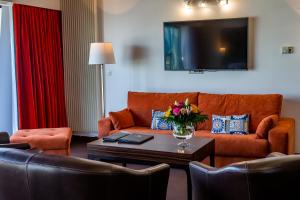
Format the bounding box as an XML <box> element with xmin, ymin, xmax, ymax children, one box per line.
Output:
<box><xmin>183</xmin><ymin>2</ymin><xmax>193</xmax><ymax>14</ymax></box>
<box><xmin>217</xmin><ymin>0</ymin><xmax>228</xmax><ymax>6</ymax></box>
<box><xmin>184</xmin><ymin>0</ymin><xmax>192</xmax><ymax>5</ymax></box>
<box><xmin>183</xmin><ymin>0</ymin><xmax>229</xmax><ymax>8</ymax></box>
<box><xmin>198</xmin><ymin>0</ymin><xmax>207</xmax><ymax>7</ymax></box>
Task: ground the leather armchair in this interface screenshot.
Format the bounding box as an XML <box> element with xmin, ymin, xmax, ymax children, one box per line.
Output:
<box><xmin>0</xmin><ymin>148</ymin><xmax>170</xmax><ymax>200</ymax></box>
<box><xmin>0</xmin><ymin>132</ymin><xmax>30</xmax><ymax>149</ymax></box>
<box><xmin>190</xmin><ymin>153</ymin><xmax>300</xmax><ymax>200</ymax></box>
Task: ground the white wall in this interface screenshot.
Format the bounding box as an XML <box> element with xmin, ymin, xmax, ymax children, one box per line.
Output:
<box><xmin>103</xmin><ymin>0</ymin><xmax>300</xmax><ymax>152</ymax></box>
<box><xmin>0</xmin><ymin>6</ymin><xmax>13</xmax><ymax>134</ymax></box>
<box><xmin>12</xmin><ymin>0</ymin><xmax>60</xmax><ymax>10</ymax></box>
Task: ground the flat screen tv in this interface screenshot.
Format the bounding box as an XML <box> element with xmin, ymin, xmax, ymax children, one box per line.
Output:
<box><xmin>164</xmin><ymin>18</ymin><xmax>251</xmax><ymax>71</ymax></box>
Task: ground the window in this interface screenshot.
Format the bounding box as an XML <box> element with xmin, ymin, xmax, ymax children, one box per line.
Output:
<box><xmin>0</xmin><ymin>4</ymin><xmax>18</xmax><ymax>134</ymax></box>
<box><xmin>0</xmin><ymin>6</ymin><xmax>2</xmax><ymax>36</ymax></box>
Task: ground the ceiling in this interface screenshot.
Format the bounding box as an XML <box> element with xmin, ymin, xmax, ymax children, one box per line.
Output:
<box><xmin>286</xmin><ymin>0</ymin><xmax>300</xmax><ymax>15</ymax></box>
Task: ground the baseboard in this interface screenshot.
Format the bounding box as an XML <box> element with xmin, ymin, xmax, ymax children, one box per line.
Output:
<box><xmin>72</xmin><ymin>131</ymin><xmax>98</xmax><ymax>138</ymax></box>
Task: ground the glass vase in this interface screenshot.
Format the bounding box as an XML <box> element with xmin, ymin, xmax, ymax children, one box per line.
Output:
<box><xmin>173</xmin><ymin>123</ymin><xmax>195</xmax><ymax>148</ymax></box>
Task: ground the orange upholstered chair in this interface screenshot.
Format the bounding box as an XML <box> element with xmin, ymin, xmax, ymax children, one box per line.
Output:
<box><xmin>10</xmin><ymin>128</ymin><xmax>72</xmax><ymax>156</ymax></box>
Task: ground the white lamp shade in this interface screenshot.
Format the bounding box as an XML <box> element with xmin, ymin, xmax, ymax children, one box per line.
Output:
<box><xmin>89</xmin><ymin>42</ymin><xmax>116</xmax><ymax>65</ymax></box>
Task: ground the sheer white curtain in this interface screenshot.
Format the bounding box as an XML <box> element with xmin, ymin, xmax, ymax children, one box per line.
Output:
<box><xmin>0</xmin><ymin>7</ymin><xmax>2</xmax><ymax>36</ymax></box>
<box><xmin>0</xmin><ymin>1</ymin><xmax>18</xmax><ymax>135</ymax></box>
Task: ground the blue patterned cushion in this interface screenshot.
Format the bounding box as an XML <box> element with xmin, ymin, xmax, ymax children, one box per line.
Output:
<box><xmin>212</xmin><ymin>115</ymin><xmax>231</xmax><ymax>134</ymax></box>
<box><xmin>212</xmin><ymin>114</ymin><xmax>249</xmax><ymax>134</ymax></box>
<box><xmin>151</xmin><ymin>110</ymin><xmax>172</xmax><ymax>130</ymax></box>
<box><xmin>230</xmin><ymin>114</ymin><xmax>249</xmax><ymax>134</ymax></box>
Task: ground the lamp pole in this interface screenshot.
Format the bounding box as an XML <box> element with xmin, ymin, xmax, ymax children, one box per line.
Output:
<box><xmin>100</xmin><ymin>64</ymin><xmax>105</xmax><ymax>118</ymax></box>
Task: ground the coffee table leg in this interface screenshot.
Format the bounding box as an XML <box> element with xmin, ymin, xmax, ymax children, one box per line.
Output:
<box><xmin>210</xmin><ymin>142</ymin><xmax>215</xmax><ymax>167</ymax></box>
<box><xmin>185</xmin><ymin>167</ymin><xmax>192</xmax><ymax>200</ymax></box>
<box><xmin>210</xmin><ymin>151</ymin><xmax>215</xmax><ymax>167</ymax></box>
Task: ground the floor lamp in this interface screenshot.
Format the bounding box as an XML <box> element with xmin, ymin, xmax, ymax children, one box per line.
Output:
<box><xmin>89</xmin><ymin>42</ymin><xmax>116</xmax><ymax>118</ymax></box>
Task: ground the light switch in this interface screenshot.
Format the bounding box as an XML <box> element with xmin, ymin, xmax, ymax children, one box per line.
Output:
<box><xmin>282</xmin><ymin>46</ymin><xmax>295</xmax><ymax>54</ymax></box>
<box><xmin>107</xmin><ymin>70</ymin><xmax>112</xmax><ymax>76</ymax></box>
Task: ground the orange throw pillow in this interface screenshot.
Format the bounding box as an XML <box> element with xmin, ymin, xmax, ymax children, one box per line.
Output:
<box><xmin>109</xmin><ymin>108</ymin><xmax>135</xmax><ymax>130</ymax></box>
<box><xmin>256</xmin><ymin>115</ymin><xmax>279</xmax><ymax>139</ymax></box>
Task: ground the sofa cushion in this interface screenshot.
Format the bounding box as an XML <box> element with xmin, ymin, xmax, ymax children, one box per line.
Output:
<box><xmin>151</xmin><ymin>110</ymin><xmax>172</xmax><ymax>130</ymax></box>
<box><xmin>128</xmin><ymin>92</ymin><xmax>198</xmax><ymax>127</ymax></box>
<box><xmin>256</xmin><ymin>115</ymin><xmax>279</xmax><ymax>139</ymax></box>
<box><xmin>211</xmin><ymin>115</ymin><xmax>231</xmax><ymax>133</ymax></box>
<box><xmin>110</xmin><ymin>126</ymin><xmax>172</xmax><ymax>135</ymax></box>
<box><xmin>197</xmin><ymin>93</ymin><xmax>282</xmax><ymax>132</ymax></box>
<box><xmin>211</xmin><ymin>114</ymin><xmax>250</xmax><ymax>134</ymax></box>
<box><xmin>195</xmin><ymin>130</ymin><xmax>269</xmax><ymax>157</ymax></box>
<box><xmin>229</xmin><ymin>114</ymin><xmax>250</xmax><ymax>134</ymax></box>
<box><xmin>109</xmin><ymin>108</ymin><xmax>135</xmax><ymax>130</ymax></box>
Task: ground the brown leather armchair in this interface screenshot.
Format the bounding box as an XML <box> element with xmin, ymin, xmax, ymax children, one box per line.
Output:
<box><xmin>190</xmin><ymin>153</ymin><xmax>300</xmax><ymax>200</ymax></box>
<box><xmin>0</xmin><ymin>132</ymin><xmax>30</xmax><ymax>149</ymax></box>
<box><xmin>0</xmin><ymin>148</ymin><xmax>170</xmax><ymax>200</ymax></box>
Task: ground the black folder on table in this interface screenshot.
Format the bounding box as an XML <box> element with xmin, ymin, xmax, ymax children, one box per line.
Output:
<box><xmin>118</xmin><ymin>134</ymin><xmax>154</xmax><ymax>144</ymax></box>
<box><xmin>102</xmin><ymin>132</ymin><xmax>129</xmax><ymax>142</ymax></box>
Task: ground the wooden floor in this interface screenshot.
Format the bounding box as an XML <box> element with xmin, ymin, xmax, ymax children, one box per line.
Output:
<box><xmin>71</xmin><ymin>136</ymin><xmax>188</xmax><ymax>200</ymax></box>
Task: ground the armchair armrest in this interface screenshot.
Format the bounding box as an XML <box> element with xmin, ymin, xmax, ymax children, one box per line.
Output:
<box><xmin>268</xmin><ymin>118</ymin><xmax>295</xmax><ymax>154</ymax></box>
<box><xmin>98</xmin><ymin>117</ymin><xmax>114</xmax><ymax>138</ymax></box>
<box><xmin>140</xmin><ymin>164</ymin><xmax>170</xmax><ymax>200</ymax></box>
<box><xmin>125</xmin><ymin>164</ymin><xmax>170</xmax><ymax>200</ymax></box>
<box><xmin>267</xmin><ymin>152</ymin><xmax>286</xmax><ymax>158</ymax></box>
<box><xmin>0</xmin><ymin>143</ymin><xmax>31</xmax><ymax>150</ymax></box>
<box><xmin>189</xmin><ymin>161</ymin><xmax>218</xmax><ymax>200</ymax></box>
<box><xmin>137</xmin><ymin>163</ymin><xmax>170</xmax><ymax>174</ymax></box>
<box><xmin>0</xmin><ymin>132</ymin><xmax>10</xmax><ymax>144</ymax></box>
<box><xmin>189</xmin><ymin>161</ymin><xmax>217</xmax><ymax>173</ymax></box>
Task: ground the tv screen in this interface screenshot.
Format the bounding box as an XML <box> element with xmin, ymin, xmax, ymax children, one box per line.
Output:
<box><xmin>164</xmin><ymin>18</ymin><xmax>249</xmax><ymax>71</ymax></box>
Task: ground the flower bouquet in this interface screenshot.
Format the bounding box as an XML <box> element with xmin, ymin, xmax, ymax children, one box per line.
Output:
<box><xmin>163</xmin><ymin>99</ymin><xmax>208</xmax><ymax>148</ymax></box>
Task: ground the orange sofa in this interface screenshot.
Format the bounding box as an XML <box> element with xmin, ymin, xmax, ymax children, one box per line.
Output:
<box><xmin>98</xmin><ymin>92</ymin><xmax>295</xmax><ymax>167</ymax></box>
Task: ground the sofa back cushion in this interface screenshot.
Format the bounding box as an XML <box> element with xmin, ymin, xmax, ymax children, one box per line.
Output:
<box><xmin>197</xmin><ymin>93</ymin><xmax>282</xmax><ymax>132</ymax></box>
<box><xmin>128</xmin><ymin>92</ymin><xmax>198</xmax><ymax>127</ymax></box>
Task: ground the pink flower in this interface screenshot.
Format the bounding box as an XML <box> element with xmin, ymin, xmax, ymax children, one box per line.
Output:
<box><xmin>173</xmin><ymin>102</ymin><xmax>184</xmax><ymax>109</ymax></box>
<box><xmin>178</xmin><ymin>102</ymin><xmax>184</xmax><ymax>107</ymax></box>
<box><xmin>172</xmin><ymin>107</ymin><xmax>181</xmax><ymax>116</ymax></box>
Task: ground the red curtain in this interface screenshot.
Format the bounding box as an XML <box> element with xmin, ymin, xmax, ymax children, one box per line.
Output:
<box><xmin>13</xmin><ymin>4</ymin><xmax>68</xmax><ymax>129</ymax></box>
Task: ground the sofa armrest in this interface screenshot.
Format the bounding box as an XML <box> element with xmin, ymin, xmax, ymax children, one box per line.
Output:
<box><xmin>98</xmin><ymin>117</ymin><xmax>114</xmax><ymax>138</ymax></box>
<box><xmin>268</xmin><ymin>118</ymin><xmax>295</xmax><ymax>154</ymax></box>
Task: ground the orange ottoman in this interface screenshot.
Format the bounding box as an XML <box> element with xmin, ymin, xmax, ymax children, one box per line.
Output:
<box><xmin>10</xmin><ymin>128</ymin><xmax>72</xmax><ymax>156</ymax></box>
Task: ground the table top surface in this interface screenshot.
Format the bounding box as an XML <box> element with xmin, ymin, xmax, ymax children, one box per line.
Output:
<box><xmin>87</xmin><ymin>134</ymin><xmax>214</xmax><ymax>156</ymax></box>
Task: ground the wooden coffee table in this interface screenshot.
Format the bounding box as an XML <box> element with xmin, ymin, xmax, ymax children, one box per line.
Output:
<box><xmin>87</xmin><ymin>134</ymin><xmax>215</xmax><ymax>200</ymax></box>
